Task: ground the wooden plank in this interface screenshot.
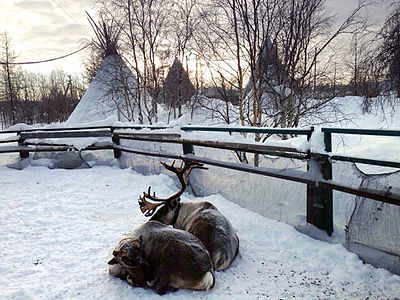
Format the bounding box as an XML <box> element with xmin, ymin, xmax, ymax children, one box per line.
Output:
<box><xmin>0</xmin><ymin>145</ymin><xmax>69</xmax><ymax>153</ymax></box>
<box><xmin>181</xmin><ymin>155</ymin><xmax>400</xmax><ymax>206</ymax></box>
<box><xmin>115</xmin><ymin>145</ymin><xmax>400</xmax><ymax>206</ymax></box>
<box><xmin>115</xmin><ymin>132</ymin><xmax>307</xmax><ymax>159</ymax></box>
<box><xmin>115</xmin><ymin>132</ymin><xmax>181</xmax><ymax>139</ymax></box>
<box><xmin>0</xmin><ymin>145</ymin><xmax>113</xmax><ymax>153</ymax></box>
<box><xmin>0</xmin><ymin>137</ymin><xmax>18</xmax><ymax>143</ymax></box>
<box><xmin>115</xmin><ymin>145</ymin><xmax>181</xmax><ymax>160</ymax></box>
<box><xmin>0</xmin><ymin>125</ymin><xmax>111</xmax><ymax>135</ymax></box>
<box><xmin>320</xmin><ymin>181</ymin><xmax>400</xmax><ymax>206</ymax></box>
<box><xmin>20</xmin><ymin>130</ymin><xmax>111</xmax><ymax>139</ymax></box>
<box><xmin>23</xmin><ymin>141</ymin><xmax>113</xmax><ymax>148</ymax></box>
<box><xmin>181</xmin><ymin>138</ymin><xmax>307</xmax><ymax>154</ymax></box>
<box><xmin>331</xmin><ymin>154</ymin><xmax>400</xmax><ymax>169</ymax></box>
<box><xmin>112</xmin><ymin>125</ymin><xmax>168</xmax><ymax>131</ymax></box>
<box><xmin>181</xmin><ymin>125</ymin><xmax>312</xmax><ymax>135</ymax></box>
<box><xmin>0</xmin><ymin>124</ymin><xmax>171</xmax><ymax>135</ymax></box>
<box><xmin>312</xmin><ymin>153</ymin><xmax>400</xmax><ymax>169</ymax></box>
<box><xmin>322</xmin><ymin>127</ymin><xmax>400</xmax><ymax>137</ymax></box>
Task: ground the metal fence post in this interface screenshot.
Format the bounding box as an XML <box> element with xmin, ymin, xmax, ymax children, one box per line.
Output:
<box><xmin>111</xmin><ymin>128</ymin><xmax>121</xmax><ymax>158</ymax></box>
<box><xmin>306</xmin><ymin>127</ymin><xmax>333</xmax><ymax>236</ymax></box>
<box><xmin>18</xmin><ymin>131</ymin><xmax>29</xmax><ymax>158</ymax></box>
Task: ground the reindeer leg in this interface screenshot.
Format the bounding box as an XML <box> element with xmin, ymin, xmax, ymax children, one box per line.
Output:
<box><xmin>154</xmin><ymin>240</ymin><xmax>176</xmax><ymax>295</ymax></box>
<box><xmin>127</xmin><ymin>274</ymin><xmax>141</xmax><ymax>287</ymax></box>
<box><xmin>155</xmin><ymin>278</ymin><xmax>168</xmax><ymax>295</ymax></box>
<box><xmin>154</xmin><ymin>264</ymin><xmax>171</xmax><ymax>295</ymax></box>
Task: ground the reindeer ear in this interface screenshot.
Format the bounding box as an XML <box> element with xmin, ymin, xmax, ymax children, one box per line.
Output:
<box><xmin>138</xmin><ymin>235</ymin><xmax>143</xmax><ymax>246</ymax></box>
<box><xmin>169</xmin><ymin>198</ymin><xmax>180</xmax><ymax>209</ymax></box>
<box><xmin>108</xmin><ymin>257</ymin><xmax>118</xmax><ymax>265</ymax></box>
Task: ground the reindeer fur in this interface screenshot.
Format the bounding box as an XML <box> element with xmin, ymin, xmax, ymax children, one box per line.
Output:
<box><xmin>151</xmin><ymin>201</ymin><xmax>239</xmax><ymax>271</ymax></box>
<box><xmin>108</xmin><ymin>221</ymin><xmax>215</xmax><ymax>295</ymax></box>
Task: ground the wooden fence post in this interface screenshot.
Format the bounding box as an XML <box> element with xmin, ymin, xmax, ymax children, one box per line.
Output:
<box><xmin>306</xmin><ymin>128</ymin><xmax>333</xmax><ymax>236</ymax></box>
<box><xmin>111</xmin><ymin>128</ymin><xmax>121</xmax><ymax>158</ymax></box>
<box><xmin>182</xmin><ymin>142</ymin><xmax>194</xmax><ymax>155</ymax></box>
<box><xmin>17</xmin><ymin>131</ymin><xmax>29</xmax><ymax>158</ymax></box>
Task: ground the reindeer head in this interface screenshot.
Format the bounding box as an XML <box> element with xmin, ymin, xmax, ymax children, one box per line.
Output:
<box><xmin>110</xmin><ymin>236</ymin><xmax>149</xmax><ymax>286</ymax></box>
<box><xmin>138</xmin><ymin>160</ymin><xmax>207</xmax><ymax>224</ymax></box>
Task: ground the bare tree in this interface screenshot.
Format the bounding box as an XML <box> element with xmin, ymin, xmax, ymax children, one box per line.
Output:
<box><xmin>376</xmin><ymin>2</ymin><xmax>400</xmax><ymax>97</ymax></box>
<box><xmin>0</xmin><ymin>32</ymin><xmax>18</xmax><ymax>125</ymax></box>
<box><xmin>97</xmin><ymin>0</ymin><xmax>175</xmax><ymax>123</ymax></box>
<box><xmin>84</xmin><ymin>47</ymin><xmax>104</xmax><ymax>84</ymax></box>
<box><xmin>196</xmin><ymin>0</ymin><xmax>371</xmax><ymax>166</ymax></box>
<box><xmin>85</xmin><ymin>10</ymin><xmax>153</xmax><ymax>123</ymax></box>
<box><xmin>167</xmin><ymin>0</ymin><xmax>201</xmax><ymax>117</ymax></box>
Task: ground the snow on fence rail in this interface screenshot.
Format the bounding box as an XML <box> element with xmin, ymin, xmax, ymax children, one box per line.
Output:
<box><xmin>0</xmin><ymin>125</ymin><xmax>400</xmax><ymax>237</ymax></box>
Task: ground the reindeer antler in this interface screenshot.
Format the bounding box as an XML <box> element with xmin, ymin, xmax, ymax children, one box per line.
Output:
<box><xmin>138</xmin><ymin>160</ymin><xmax>208</xmax><ymax>217</ymax></box>
<box><xmin>138</xmin><ymin>186</ymin><xmax>165</xmax><ymax>217</ymax></box>
<box><xmin>161</xmin><ymin>160</ymin><xmax>208</xmax><ymax>198</ymax></box>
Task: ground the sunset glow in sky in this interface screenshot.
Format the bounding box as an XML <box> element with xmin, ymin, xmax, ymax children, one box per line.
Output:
<box><xmin>0</xmin><ymin>0</ymin><xmax>389</xmax><ymax>76</ymax></box>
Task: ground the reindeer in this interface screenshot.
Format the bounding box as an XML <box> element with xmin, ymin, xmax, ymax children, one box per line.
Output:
<box><xmin>138</xmin><ymin>160</ymin><xmax>239</xmax><ymax>271</ymax></box>
<box><xmin>108</xmin><ymin>221</ymin><xmax>215</xmax><ymax>295</ymax></box>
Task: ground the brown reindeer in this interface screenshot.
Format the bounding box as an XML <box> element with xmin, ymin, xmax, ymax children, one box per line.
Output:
<box><xmin>108</xmin><ymin>221</ymin><xmax>215</xmax><ymax>295</ymax></box>
<box><xmin>138</xmin><ymin>160</ymin><xmax>239</xmax><ymax>271</ymax></box>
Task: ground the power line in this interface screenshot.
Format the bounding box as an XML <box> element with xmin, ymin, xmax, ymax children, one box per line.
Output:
<box><xmin>0</xmin><ymin>44</ymin><xmax>90</xmax><ymax>65</ymax></box>
<box><xmin>0</xmin><ymin>1</ymin><xmax>93</xmax><ymax>66</ymax></box>
<box><xmin>50</xmin><ymin>0</ymin><xmax>92</xmax><ymax>36</ymax></box>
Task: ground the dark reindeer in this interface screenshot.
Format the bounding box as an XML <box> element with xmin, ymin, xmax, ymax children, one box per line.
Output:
<box><xmin>138</xmin><ymin>160</ymin><xmax>239</xmax><ymax>271</ymax></box>
<box><xmin>108</xmin><ymin>221</ymin><xmax>215</xmax><ymax>295</ymax></box>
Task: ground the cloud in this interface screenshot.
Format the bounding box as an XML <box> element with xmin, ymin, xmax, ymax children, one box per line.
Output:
<box><xmin>13</xmin><ymin>0</ymin><xmax>51</xmax><ymax>10</ymax></box>
<box><xmin>0</xmin><ymin>0</ymin><xmax>389</xmax><ymax>75</ymax></box>
<box><xmin>0</xmin><ymin>0</ymin><xmax>94</xmax><ymax>73</ymax></box>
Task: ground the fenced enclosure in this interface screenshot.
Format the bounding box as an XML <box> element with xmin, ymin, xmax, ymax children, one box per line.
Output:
<box><xmin>1</xmin><ymin>124</ymin><xmax>399</xmax><ymax>274</ymax></box>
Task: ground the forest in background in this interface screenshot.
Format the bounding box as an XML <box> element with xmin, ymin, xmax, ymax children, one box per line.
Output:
<box><xmin>1</xmin><ymin>0</ymin><xmax>400</xmax><ymax>129</ymax></box>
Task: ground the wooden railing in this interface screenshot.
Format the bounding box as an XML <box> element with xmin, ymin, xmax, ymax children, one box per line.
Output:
<box><xmin>1</xmin><ymin>124</ymin><xmax>399</xmax><ymax>236</ymax></box>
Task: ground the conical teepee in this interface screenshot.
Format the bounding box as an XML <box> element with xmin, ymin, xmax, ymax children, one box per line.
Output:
<box><xmin>67</xmin><ymin>14</ymin><xmax>151</xmax><ymax>125</ymax></box>
<box><xmin>67</xmin><ymin>55</ymin><xmax>150</xmax><ymax>125</ymax></box>
<box><xmin>163</xmin><ymin>58</ymin><xmax>195</xmax><ymax>109</ymax></box>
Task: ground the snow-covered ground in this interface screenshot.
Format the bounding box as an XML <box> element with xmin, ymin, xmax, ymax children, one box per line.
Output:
<box><xmin>1</xmin><ymin>165</ymin><xmax>399</xmax><ymax>299</ymax></box>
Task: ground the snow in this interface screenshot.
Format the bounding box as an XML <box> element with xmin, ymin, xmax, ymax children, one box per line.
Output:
<box><xmin>307</xmin><ymin>96</ymin><xmax>400</xmax><ymax>174</ymax></box>
<box><xmin>4</xmin><ymin>123</ymin><xmax>33</xmax><ymax>132</ymax></box>
<box><xmin>0</xmin><ymin>165</ymin><xmax>399</xmax><ymax>299</ymax></box>
<box><xmin>309</xmin><ymin>128</ymin><xmax>326</xmax><ymax>154</ymax></box>
<box><xmin>0</xmin><ymin>135</ymin><xmax>18</xmax><ymax>142</ymax></box>
<box><xmin>2</xmin><ymin>87</ymin><xmax>400</xmax><ymax>281</ymax></box>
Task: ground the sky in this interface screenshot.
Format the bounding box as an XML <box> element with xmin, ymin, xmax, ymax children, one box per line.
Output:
<box><xmin>0</xmin><ymin>0</ymin><xmax>96</xmax><ymax>74</ymax></box>
<box><xmin>0</xmin><ymin>0</ymin><xmax>391</xmax><ymax>76</ymax></box>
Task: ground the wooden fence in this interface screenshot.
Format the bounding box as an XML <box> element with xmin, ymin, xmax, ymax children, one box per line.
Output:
<box><xmin>1</xmin><ymin>124</ymin><xmax>399</xmax><ymax>236</ymax></box>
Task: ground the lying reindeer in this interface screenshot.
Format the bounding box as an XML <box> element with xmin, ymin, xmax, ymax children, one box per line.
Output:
<box><xmin>108</xmin><ymin>220</ymin><xmax>215</xmax><ymax>295</ymax></box>
<box><xmin>138</xmin><ymin>160</ymin><xmax>239</xmax><ymax>271</ymax></box>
